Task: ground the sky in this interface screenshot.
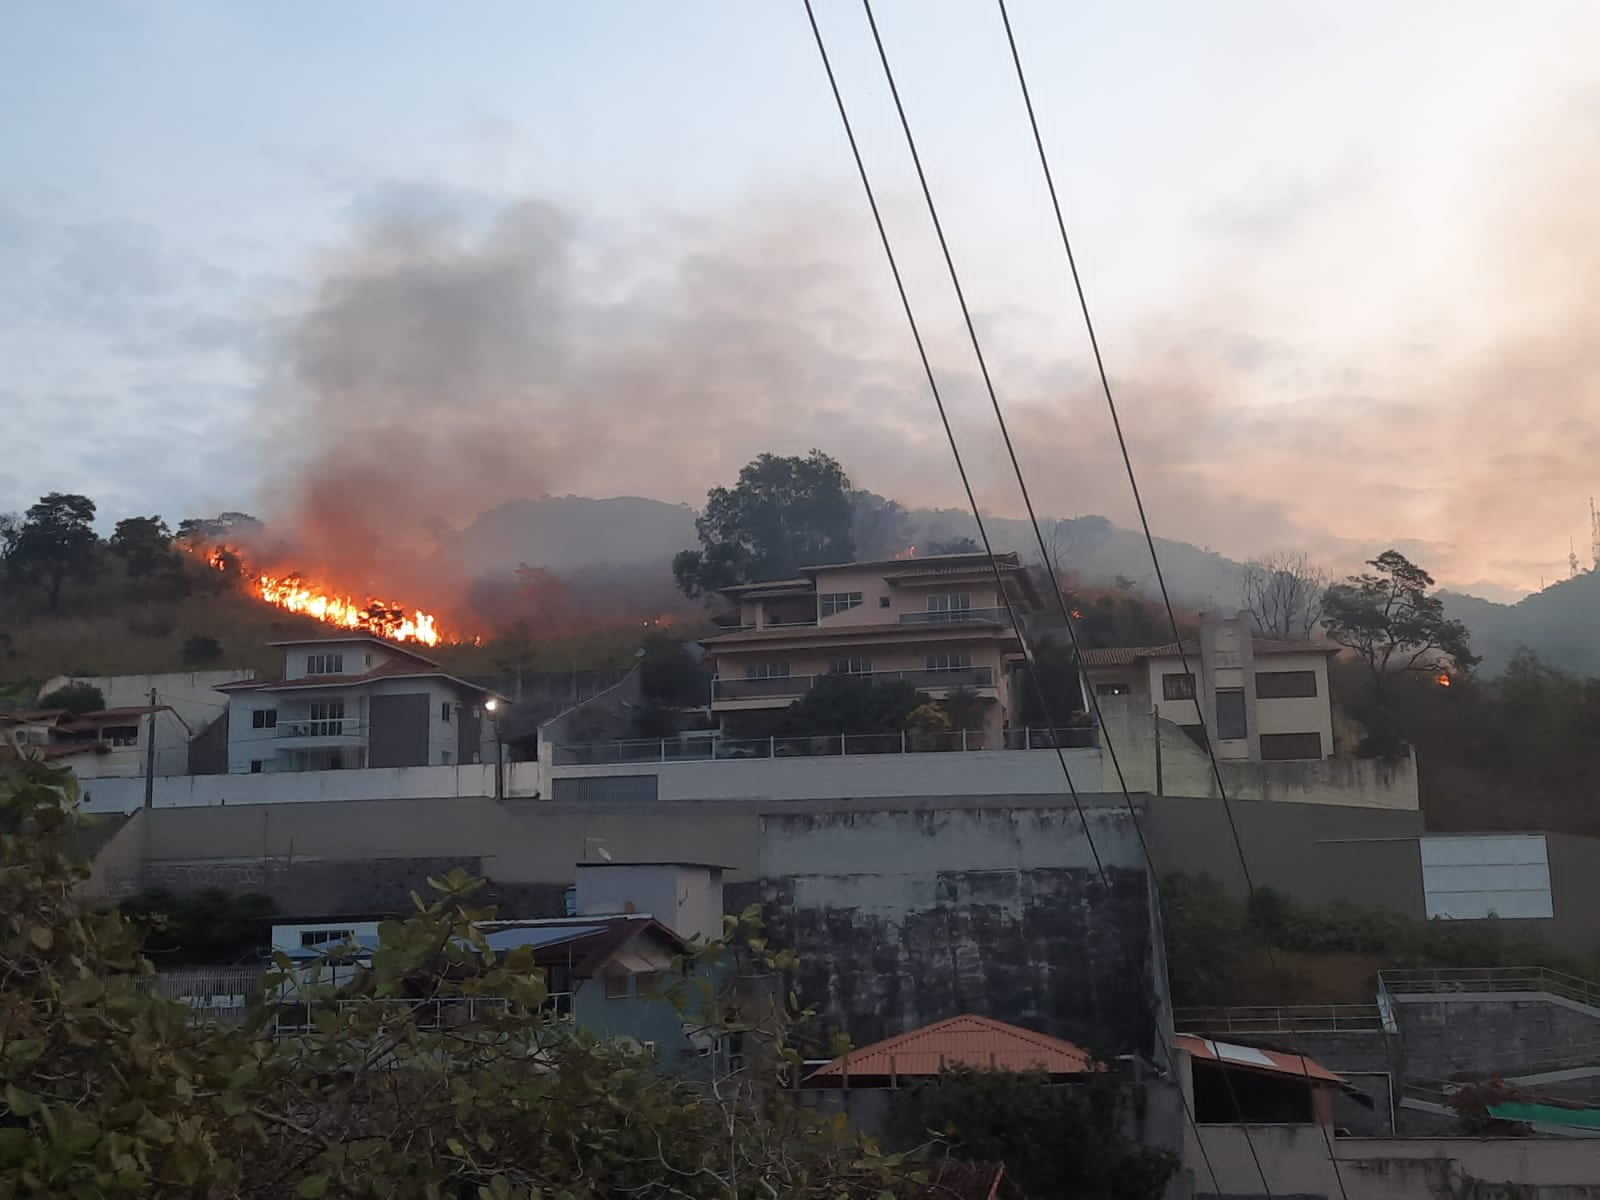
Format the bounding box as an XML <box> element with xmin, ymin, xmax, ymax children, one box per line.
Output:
<box><xmin>3</xmin><ymin>1</ymin><xmax>1599</xmax><ymax>602</ymax></box>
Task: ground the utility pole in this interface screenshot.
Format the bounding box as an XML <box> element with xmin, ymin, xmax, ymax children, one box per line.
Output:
<box><xmin>142</xmin><ymin>687</ymin><xmax>158</xmax><ymax>809</ymax></box>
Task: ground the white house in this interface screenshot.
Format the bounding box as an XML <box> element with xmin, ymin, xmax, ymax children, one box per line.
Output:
<box><xmin>219</xmin><ymin>637</ymin><xmax>502</xmax><ymax>775</ymax></box>
<box><xmin>39</xmin><ymin>669</ymin><xmax>256</xmax><ymax>733</ymax></box>
<box><xmin>0</xmin><ymin>705</ymin><xmax>192</xmax><ymax>778</ymax></box>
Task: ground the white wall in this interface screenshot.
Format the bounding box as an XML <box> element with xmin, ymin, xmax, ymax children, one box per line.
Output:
<box><xmin>76</xmin><ymin>761</ymin><xmax>543</xmax><ymax>814</ymax></box>
<box><xmin>68</xmin><ymin>710</ymin><xmax>191</xmax><ymax>779</ymax></box>
<box><xmin>42</xmin><ymin>670</ymin><xmax>255</xmax><ymax>731</ymax></box>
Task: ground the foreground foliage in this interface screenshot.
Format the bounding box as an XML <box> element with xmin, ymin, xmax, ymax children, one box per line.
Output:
<box><xmin>0</xmin><ymin>753</ymin><xmax>911</xmax><ymax>1198</ymax></box>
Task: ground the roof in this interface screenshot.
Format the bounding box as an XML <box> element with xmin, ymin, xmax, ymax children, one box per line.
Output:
<box><xmin>806</xmin><ymin>1015</ymin><xmax>1095</xmax><ymax>1080</ymax></box>
<box><xmin>702</xmin><ymin>620</ymin><xmax>1013</xmax><ymax>648</ymax></box>
<box><xmin>1078</xmin><ymin>640</ymin><xmax>1340</xmax><ymax>669</ymax></box>
<box><xmin>1487</xmin><ymin>1100</ymin><xmax>1600</xmax><ymax>1132</ymax></box>
<box><xmin>222</xmin><ymin>660</ymin><xmax>497</xmax><ymax>698</ymax></box>
<box><xmin>0</xmin><ymin>709</ymin><xmax>71</xmax><ymax>725</ymax></box>
<box><xmin>801</xmin><ymin>551</ymin><xmax>1023</xmax><ymax>577</ymax></box>
<box><xmin>266</xmin><ymin>635</ymin><xmax>442</xmax><ymax>667</ymax></box>
<box><xmin>1177</xmin><ymin>1035</ymin><xmax>1346</xmax><ymax>1085</ymax></box>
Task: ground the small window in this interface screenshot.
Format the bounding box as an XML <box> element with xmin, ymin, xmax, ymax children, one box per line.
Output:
<box><xmin>878</xmin><ymin>595</ymin><xmax>891</xmax><ymax>608</ymax></box>
<box><xmin>249</xmin><ymin>759</ymin><xmax>264</xmax><ymax>774</ymax></box>
<box><xmin>252</xmin><ymin>709</ymin><xmax>277</xmax><ymax>730</ymax></box>
<box><xmin>1260</xmin><ymin>732</ymin><xmax>1322</xmax><ymax>760</ymax></box>
<box><xmin>1256</xmin><ymin>670</ymin><xmax>1318</xmax><ymax>699</ymax></box>
<box><xmin>926</xmin><ymin>652</ymin><xmax>974</xmax><ymax>672</ymax></box>
<box><xmin>604</xmin><ymin>967</ymin><xmax>630</xmax><ymax>1000</ymax></box>
<box><xmin>830</xmin><ymin>657</ymin><xmax>872</xmax><ymax>676</ymax></box>
<box><xmin>819</xmin><ymin>592</ymin><xmax>864</xmax><ymax>617</ymax></box>
<box><xmin>308</xmin><ymin>700</ymin><xmax>345</xmax><ymax>735</ymax></box>
<box><xmin>305</xmin><ymin>652</ymin><xmax>345</xmax><ymax>676</ymax></box>
<box><xmin>441</xmin><ymin>701</ymin><xmax>452</xmax><ymax>723</ymax></box>
<box><xmin>300</xmin><ymin>928</ymin><xmax>353</xmax><ymax>948</ymax></box>
<box><xmin>744</xmin><ymin>663</ymin><xmax>791</xmax><ymax>680</ymax></box>
<box><xmin>441</xmin><ymin>750</ymin><xmax>453</xmax><ymax>765</ymax></box>
<box><xmin>1162</xmin><ymin>673</ymin><xmax>1196</xmax><ymax>701</ymax></box>
<box><xmin>635</xmin><ymin>970</ymin><xmax>663</xmax><ymax>996</ymax></box>
<box><xmin>101</xmin><ymin>725</ymin><xmax>140</xmax><ymax>747</ymax></box>
<box><xmin>1216</xmin><ymin>690</ymin><xmax>1247</xmax><ymax>740</ymax></box>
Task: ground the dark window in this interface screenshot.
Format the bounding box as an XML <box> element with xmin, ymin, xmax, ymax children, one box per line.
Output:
<box><xmin>829</xmin><ymin>657</ymin><xmax>872</xmax><ymax>675</ymax></box>
<box><xmin>878</xmin><ymin>595</ymin><xmax>891</xmax><ymax>608</ymax></box>
<box><xmin>300</xmin><ymin>928</ymin><xmax>353</xmax><ymax>948</ymax></box>
<box><xmin>635</xmin><ymin>970</ymin><xmax>663</xmax><ymax>996</ymax></box>
<box><xmin>1261</xmin><ymin>732</ymin><xmax>1323</xmax><ymax>760</ymax></box>
<box><xmin>1256</xmin><ymin>670</ymin><xmax>1318</xmax><ymax>699</ymax></box>
<box><xmin>252</xmin><ymin>708</ymin><xmax>277</xmax><ymax>730</ymax></box>
<box><xmin>309</xmin><ymin>700</ymin><xmax>345</xmax><ymax>735</ymax></box>
<box><xmin>604</xmin><ymin>967</ymin><xmax>630</xmax><ymax>1000</ymax></box>
<box><xmin>441</xmin><ymin>701</ymin><xmax>452</xmax><ymax>723</ymax></box>
<box><xmin>744</xmin><ymin>662</ymin><xmax>791</xmax><ymax>680</ymax></box>
<box><xmin>820</xmin><ymin>592</ymin><xmax>863</xmax><ymax>617</ymax></box>
<box><xmin>249</xmin><ymin>759</ymin><xmax>264</xmax><ymax>774</ymax></box>
<box><xmin>1216</xmin><ymin>690</ymin><xmax>1247</xmax><ymax>740</ymax></box>
<box><xmin>926</xmin><ymin>652</ymin><xmax>973</xmax><ymax>672</ymax></box>
<box><xmin>1162</xmin><ymin>672</ymin><xmax>1196</xmax><ymax>701</ymax></box>
<box><xmin>305</xmin><ymin>653</ymin><xmax>344</xmax><ymax>676</ymax></box>
<box><xmin>101</xmin><ymin>725</ymin><xmax>140</xmax><ymax>747</ymax></box>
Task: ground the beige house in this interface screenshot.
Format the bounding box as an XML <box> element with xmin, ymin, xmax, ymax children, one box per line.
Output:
<box><xmin>700</xmin><ymin>551</ymin><xmax>1037</xmax><ymax>743</ymax></box>
<box><xmin>1079</xmin><ymin>616</ymin><xmax>1338</xmax><ymax>762</ymax></box>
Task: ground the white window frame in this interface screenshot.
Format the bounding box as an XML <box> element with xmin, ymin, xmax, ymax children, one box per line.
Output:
<box><xmin>1421</xmin><ymin>835</ymin><xmax>1553</xmax><ymax>920</ymax></box>
<box><xmin>819</xmin><ymin>592</ymin><xmax>863</xmax><ymax>617</ymax></box>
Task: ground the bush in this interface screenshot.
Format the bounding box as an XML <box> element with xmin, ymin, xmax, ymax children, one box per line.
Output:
<box><xmin>36</xmin><ymin>681</ymin><xmax>104</xmax><ymax>714</ymax></box>
<box><xmin>118</xmin><ymin>887</ymin><xmax>278</xmax><ymax>964</ymax></box>
<box><xmin>181</xmin><ymin>634</ymin><xmax>223</xmax><ymax>665</ymax></box>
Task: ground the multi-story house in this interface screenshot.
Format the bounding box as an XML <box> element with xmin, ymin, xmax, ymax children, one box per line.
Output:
<box><xmin>0</xmin><ymin>704</ymin><xmax>191</xmax><ymax>778</ymax></box>
<box><xmin>700</xmin><ymin>551</ymin><xmax>1037</xmax><ymax>742</ymax></box>
<box><xmin>1079</xmin><ymin>615</ymin><xmax>1339</xmax><ymax>761</ymax></box>
<box><xmin>220</xmin><ymin>637</ymin><xmax>501</xmax><ymax>774</ymax></box>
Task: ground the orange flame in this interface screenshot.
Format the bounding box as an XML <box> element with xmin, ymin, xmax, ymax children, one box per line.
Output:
<box><xmin>255</xmin><ymin>572</ymin><xmax>442</xmax><ymax>646</ymax></box>
<box><xmin>1436</xmin><ymin>672</ymin><xmax>1452</xmax><ymax>688</ymax></box>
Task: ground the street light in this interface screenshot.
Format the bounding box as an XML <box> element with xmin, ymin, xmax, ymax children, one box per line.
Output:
<box><xmin>484</xmin><ymin>698</ymin><xmax>504</xmax><ymax>801</ymax></box>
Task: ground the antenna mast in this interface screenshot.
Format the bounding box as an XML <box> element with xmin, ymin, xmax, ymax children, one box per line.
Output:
<box><xmin>1592</xmin><ymin>497</ymin><xmax>1600</xmax><ymax>572</ymax></box>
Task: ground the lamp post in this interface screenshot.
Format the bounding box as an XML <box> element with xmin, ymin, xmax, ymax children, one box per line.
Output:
<box><xmin>484</xmin><ymin>698</ymin><xmax>505</xmax><ymax>802</ymax></box>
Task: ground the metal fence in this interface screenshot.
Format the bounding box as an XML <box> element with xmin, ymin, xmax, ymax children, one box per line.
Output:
<box><xmin>552</xmin><ymin>725</ymin><xmax>1099</xmax><ymax>766</ymax></box>
<box><xmin>1379</xmin><ymin>966</ymin><xmax>1600</xmax><ymax>1010</ymax></box>
<box><xmin>711</xmin><ymin>666</ymin><xmax>997</xmax><ymax>702</ymax></box>
<box><xmin>1172</xmin><ymin>1004</ymin><xmax>1386</xmax><ymax>1036</ymax></box>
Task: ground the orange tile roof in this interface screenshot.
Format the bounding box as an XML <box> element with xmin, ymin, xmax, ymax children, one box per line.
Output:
<box><xmin>806</xmin><ymin>1015</ymin><xmax>1094</xmax><ymax>1080</ymax></box>
<box><xmin>1176</xmin><ymin>1034</ymin><xmax>1346</xmax><ymax>1085</ymax></box>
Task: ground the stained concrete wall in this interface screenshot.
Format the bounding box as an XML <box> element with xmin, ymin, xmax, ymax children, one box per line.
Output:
<box><xmin>1392</xmin><ymin>995</ymin><xmax>1600</xmax><ymax>1082</ymax></box>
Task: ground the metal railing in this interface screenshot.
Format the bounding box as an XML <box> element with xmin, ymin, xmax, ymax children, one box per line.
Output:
<box><xmin>277</xmin><ymin>719</ymin><xmax>358</xmax><ymax>738</ymax></box>
<box><xmin>270</xmin><ymin>995</ymin><xmax>569</xmax><ymax>1036</ymax></box>
<box><xmin>897</xmin><ymin>607</ymin><xmax>1008</xmax><ymax>626</ymax></box>
<box><xmin>1172</xmin><ymin>1004</ymin><xmax>1386</xmax><ymax>1036</ymax></box>
<box><xmin>553</xmin><ymin>724</ymin><xmax>1099</xmax><ymax>765</ymax></box>
<box><xmin>1379</xmin><ymin>966</ymin><xmax>1600</xmax><ymax>1011</ymax></box>
<box><xmin>712</xmin><ymin>666</ymin><xmax>996</xmax><ymax>702</ymax></box>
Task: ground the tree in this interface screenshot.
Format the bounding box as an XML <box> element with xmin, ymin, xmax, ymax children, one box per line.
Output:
<box><xmin>6</xmin><ymin>492</ymin><xmax>99</xmax><ymax>611</ymax></box>
<box><xmin>925</xmin><ymin>537</ymin><xmax>980</xmax><ymax>556</ymax></box>
<box><xmin>110</xmin><ymin>515</ymin><xmax>178</xmax><ymax>584</ymax></box>
<box><xmin>780</xmin><ymin>673</ymin><xmax>926</xmax><ymax>736</ymax></box>
<box><xmin>181</xmin><ymin>634</ymin><xmax>224</xmax><ymax>665</ymax></box>
<box><xmin>0</xmin><ymin>754</ymin><xmax>914</xmax><ymax>1198</ymax></box>
<box><xmin>37</xmin><ymin>681</ymin><xmax>105</xmax><ymax>714</ymax></box>
<box><xmin>674</xmin><ymin>451</ymin><xmax>855</xmax><ymax>597</ymax></box>
<box><xmin>1240</xmin><ymin>551</ymin><xmax>1327</xmax><ymax>640</ymax></box>
<box><xmin>1323</xmin><ymin>550</ymin><xmax>1478</xmax><ymax>696</ymax></box>
<box><xmin>639</xmin><ymin>632</ymin><xmax>706</xmax><ymax>706</ymax></box>
<box><xmin>174</xmin><ymin>511</ymin><xmax>263</xmax><ymax>548</ymax></box>
<box><xmin>848</xmin><ymin>489</ymin><xmax>912</xmax><ymax>559</ymax></box>
<box><xmin>1016</xmin><ymin>636</ymin><xmax>1087</xmax><ymax>727</ymax></box>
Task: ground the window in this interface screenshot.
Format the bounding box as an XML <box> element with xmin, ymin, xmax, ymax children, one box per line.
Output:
<box><xmin>101</xmin><ymin>725</ymin><xmax>139</xmax><ymax>747</ymax></box>
<box><xmin>306</xmin><ymin>653</ymin><xmax>344</xmax><ymax>676</ymax></box>
<box><xmin>744</xmin><ymin>663</ymin><xmax>791</xmax><ymax>680</ymax></box>
<box><xmin>1162</xmin><ymin>673</ymin><xmax>1196</xmax><ymax>701</ymax></box>
<box><xmin>441</xmin><ymin>701</ymin><xmax>452</xmax><ymax>723</ymax></box>
<box><xmin>251</xmin><ymin>708</ymin><xmax>277</xmax><ymax>730</ymax></box>
<box><xmin>1421</xmin><ymin>835</ymin><xmax>1552</xmax><ymax>919</ymax></box>
<box><xmin>1215</xmin><ymin>690</ymin><xmax>1247</xmax><ymax>740</ymax></box>
<box><xmin>926</xmin><ymin>652</ymin><xmax>973</xmax><ymax>672</ymax></box>
<box><xmin>635</xmin><ymin>970</ymin><xmax>663</xmax><ymax>996</ymax></box>
<box><xmin>1260</xmin><ymin>732</ymin><xmax>1322</xmax><ymax>760</ymax></box>
<box><xmin>308</xmin><ymin>700</ymin><xmax>345</xmax><ymax>735</ymax></box>
<box><xmin>249</xmin><ymin>760</ymin><xmax>264</xmax><ymax>774</ymax></box>
<box><xmin>926</xmin><ymin>594</ymin><xmax>974</xmax><ymax>621</ymax></box>
<box><xmin>1256</xmin><ymin>670</ymin><xmax>1318</xmax><ymax>699</ymax></box>
<box><xmin>604</xmin><ymin>966</ymin><xmax>631</xmax><ymax>1000</ymax></box>
<box><xmin>300</xmin><ymin>929</ymin><xmax>354</xmax><ymax>948</ymax></box>
<box><xmin>830</xmin><ymin>657</ymin><xmax>872</xmax><ymax>676</ymax></box>
<box><xmin>441</xmin><ymin>750</ymin><xmax>452</xmax><ymax>765</ymax></box>
<box><xmin>820</xmin><ymin>591</ymin><xmax>863</xmax><ymax>617</ymax></box>
<box><xmin>878</xmin><ymin>595</ymin><xmax>891</xmax><ymax>608</ymax></box>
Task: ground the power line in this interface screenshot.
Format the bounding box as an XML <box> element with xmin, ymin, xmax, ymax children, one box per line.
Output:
<box><xmin>992</xmin><ymin>2</ymin><xmax>1350</xmax><ymax>1194</ymax></box>
<box><xmin>802</xmin><ymin>2</ymin><xmax>1223</xmax><ymax>1191</ymax></box>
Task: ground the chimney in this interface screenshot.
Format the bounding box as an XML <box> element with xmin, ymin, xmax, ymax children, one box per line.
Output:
<box><xmin>572</xmin><ymin>862</ymin><xmax>725</xmax><ymax>943</ymax></box>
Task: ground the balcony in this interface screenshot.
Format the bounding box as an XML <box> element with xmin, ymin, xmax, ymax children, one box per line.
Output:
<box><xmin>897</xmin><ymin>607</ymin><xmax>1008</xmax><ymax>626</ymax></box>
<box><xmin>711</xmin><ymin>665</ymin><xmax>996</xmax><ymax>704</ymax></box>
<box><xmin>274</xmin><ymin>718</ymin><xmax>366</xmax><ymax>746</ymax></box>
<box><xmin>552</xmin><ymin>724</ymin><xmax>1099</xmax><ymax>765</ymax></box>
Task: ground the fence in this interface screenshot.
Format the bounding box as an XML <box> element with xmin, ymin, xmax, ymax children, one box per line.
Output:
<box><xmin>711</xmin><ymin>666</ymin><xmax>998</xmax><ymax>703</ymax></box>
<box><xmin>1379</xmin><ymin>966</ymin><xmax>1600</xmax><ymax>1010</ymax></box>
<box><xmin>1173</xmin><ymin>1004</ymin><xmax>1386</xmax><ymax>1036</ymax></box>
<box><xmin>270</xmin><ymin>995</ymin><xmax>567</xmax><ymax>1036</ymax></box>
<box><xmin>552</xmin><ymin>725</ymin><xmax>1099</xmax><ymax>766</ymax></box>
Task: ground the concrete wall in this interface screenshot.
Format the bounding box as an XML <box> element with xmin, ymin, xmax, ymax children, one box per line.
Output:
<box><xmin>42</xmin><ymin>669</ymin><xmax>255</xmax><ymax>732</ymax></box>
<box><xmin>1392</xmin><ymin>995</ymin><xmax>1600</xmax><ymax>1082</ymax></box>
<box><xmin>76</xmin><ymin>762</ymin><xmax>542</xmax><ymax>814</ymax></box>
<box><xmin>1192</xmin><ymin>1125</ymin><xmax>1600</xmax><ymax>1198</ymax></box>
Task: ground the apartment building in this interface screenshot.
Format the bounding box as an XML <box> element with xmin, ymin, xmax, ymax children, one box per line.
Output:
<box><xmin>700</xmin><ymin>551</ymin><xmax>1036</xmax><ymax>742</ymax></box>
<box><xmin>1080</xmin><ymin>615</ymin><xmax>1338</xmax><ymax>761</ymax></box>
<box><xmin>220</xmin><ymin>637</ymin><xmax>502</xmax><ymax>774</ymax></box>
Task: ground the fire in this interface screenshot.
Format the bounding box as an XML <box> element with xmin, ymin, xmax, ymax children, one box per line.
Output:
<box><xmin>255</xmin><ymin>572</ymin><xmax>442</xmax><ymax>646</ymax></box>
<box><xmin>1436</xmin><ymin>672</ymin><xmax>1452</xmax><ymax>688</ymax></box>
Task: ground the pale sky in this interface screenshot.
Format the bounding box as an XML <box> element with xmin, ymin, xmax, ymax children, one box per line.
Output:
<box><xmin>4</xmin><ymin>1</ymin><xmax>1599</xmax><ymax>601</ymax></box>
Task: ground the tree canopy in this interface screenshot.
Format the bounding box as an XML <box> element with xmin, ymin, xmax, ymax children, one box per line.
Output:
<box><xmin>5</xmin><ymin>493</ymin><xmax>99</xmax><ymax>611</ymax></box>
<box><xmin>1323</xmin><ymin>550</ymin><xmax>1477</xmax><ymax>692</ymax></box>
<box><xmin>1239</xmin><ymin>551</ymin><xmax>1326</xmax><ymax>640</ymax></box>
<box><xmin>673</xmin><ymin>451</ymin><xmax>855</xmax><ymax>597</ymax></box>
<box><xmin>35</xmin><ymin>682</ymin><xmax>105</xmax><ymax>714</ymax></box>
<box><xmin>109</xmin><ymin>516</ymin><xmax>178</xmax><ymax>583</ymax></box>
<box><xmin>780</xmin><ymin>673</ymin><xmax>927</xmax><ymax>736</ymax></box>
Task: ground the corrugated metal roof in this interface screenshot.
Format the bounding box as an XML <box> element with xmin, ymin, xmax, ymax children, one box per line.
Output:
<box><xmin>806</xmin><ymin>1015</ymin><xmax>1094</xmax><ymax>1079</ymax></box>
<box><xmin>1176</xmin><ymin>1034</ymin><xmax>1346</xmax><ymax>1084</ymax></box>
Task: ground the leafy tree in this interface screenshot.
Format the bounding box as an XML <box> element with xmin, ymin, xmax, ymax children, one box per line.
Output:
<box><xmin>181</xmin><ymin>634</ymin><xmax>224</xmax><ymax>666</ymax></box>
<box><xmin>895</xmin><ymin>1067</ymin><xmax>1177</xmax><ymax>1200</ymax></box>
<box><xmin>781</xmin><ymin>673</ymin><xmax>927</xmax><ymax>736</ymax></box>
<box><xmin>36</xmin><ymin>681</ymin><xmax>105</xmax><ymax>714</ymax></box>
<box><xmin>109</xmin><ymin>515</ymin><xmax>178</xmax><ymax>583</ymax></box>
<box><xmin>941</xmin><ymin>685</ymin><xmax>988</xmax><ymax>732</ymax></box>
<box><xmin>6</xmin><ymin>492</ymin><xmax>100</xmax><ymax>611</ymax></box>
<box><xmin>1016</xmin><ymin>636</ymin><xmax>1086</xmax><ymax>727</ymax></box>
<box><xmin>674</xmin><ymin>451</ymin><xmax>855</xmax><ymax>597</ymax></box>
<box><xmin>117</xmin><ymin>888</ymin><xmax>277</xmax><ymax>965</ymax></box>
<box><xmin>925</xmin><ymin>537</ymin><xmax>981</xmax><ymax>556</ymax></box>
<box><xmin>174</xmin><ymin>511</ymin><xmax>263</xmax><ymax>548</ymax></box>
<box><xmin>638</xmin><ymin>631</ymin><xmax>706</xmax><ymax>706</ymax></box>
<box><xmin>1323</xmin><ymin>550</ymin><xmax>1478</xmax><ymax>697</ymax></box>
<box><xmin>1240</xmin><ymin>550</ymin><xmax>1327</xmax><ymax>640</ymax></box>
<box><xmin>848</xmin><ymin>489</ymin><xmax>912</xmax><ymax>559</ymax></box>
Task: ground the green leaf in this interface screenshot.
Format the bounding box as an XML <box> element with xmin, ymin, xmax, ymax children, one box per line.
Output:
<box><xmin>3</xmin><ymin>1084</ymin><xmax>40</xmax><ymax>1117</ymax></box>
<box><xmin>27</xmin><ymin>924</ymin><xmax>52</xmax><ymax>950</ymax></box>
<box><xmin>296</xmin><ymin>1173</ymin><xmax>330</xmax><ymax>1198</ymax></box>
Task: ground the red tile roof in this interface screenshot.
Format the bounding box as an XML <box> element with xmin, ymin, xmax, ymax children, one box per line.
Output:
<box><xmin>1176</xmin><ymin>1034</ymin><xmax>1346</xmax><ymax>1085</ymax></box>
<box><xmin>806</xmin><ymin>1015</ymin><xmax>1095</xmax><ymax>1080</ymax></box>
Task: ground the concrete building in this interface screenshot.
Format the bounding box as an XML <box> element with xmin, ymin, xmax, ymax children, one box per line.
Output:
<box><xmin>701</xmin><ymin>551</ymin><xmax>1039</xmax><ymax>744</ymax></box>
<box><xmin>218</xmin><ymin>637</ymin><xmax>502</xmax><ymax>775</ymax></box>
<box><xmin>39</xmin><ymin>669</ymin><xmax>256</xmax><ymax>733</ymax></box>
<box><xmin>1</xmin><ymin>704</ymin><xmax>191</xmax><ymax>778</ymax></box>
<box><xmin>1080</xmin><ymin>615</ymin><xmax>1339</xmax><ymax>762</ymax></box>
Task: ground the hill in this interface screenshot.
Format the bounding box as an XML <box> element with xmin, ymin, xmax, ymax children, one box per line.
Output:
<box><xmin>1442</xmin><ymin>570</ymin><xmax>1600</xmax><ymax>677</ymax></box>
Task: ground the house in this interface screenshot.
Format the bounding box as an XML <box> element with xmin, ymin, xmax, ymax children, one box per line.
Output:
<box><xmin>805</xmin><ymin>1014</ymin><xmax>1097</xmax><ymax>1086</ymax></box>
<box><xmin>1177</xmin><ymin>1034</ymin><xmax>1357</xmax><ymax>1126</ymax></box>
<box><xmin>38</xmin><ymin>669</ymin><xmax>256</xmax><ymax>733</ymax></box>
<box><xmin>700</xmin><ymin>552</ymin><xmax>1039</xmax><ymax>744</ymax></box>
<box><xmin>1080</xmin><ymin>615</ymin><xmax>1339</xmax><ymax>762</ymax></box>
<box><xmin>0</xmin><ymin>705</ymin><xmax>192</xmax><ymax>779</ymax></box>
<box><xmin>218</xmin><ymin>637</ymin><xmax>502</xmax><ymax>774</ymax></box>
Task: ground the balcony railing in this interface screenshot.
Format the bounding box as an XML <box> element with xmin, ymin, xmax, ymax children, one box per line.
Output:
<box><xmin>712</xmin><ymin>666</ymin><xmax>996</xmax><ymax>702</ymax></box>
<box><xmin>1172</xmin><ymin>1004</ymin><xmax>1385</xmax><ymax>1035</ymax></box>
<box><xmin>276</xmin><ymin>719</ymin><xmax>357</xmax><ymax>738</ymax></box>
<box><xmin>897</xmin><ymin>607</ymin><xmax>1008</xmax><ymax>626</ymax></box>
<box><xmin>552</xmin><ymin>724</ymin><xmax>1099</xmax><ymax>765</ymax></box>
